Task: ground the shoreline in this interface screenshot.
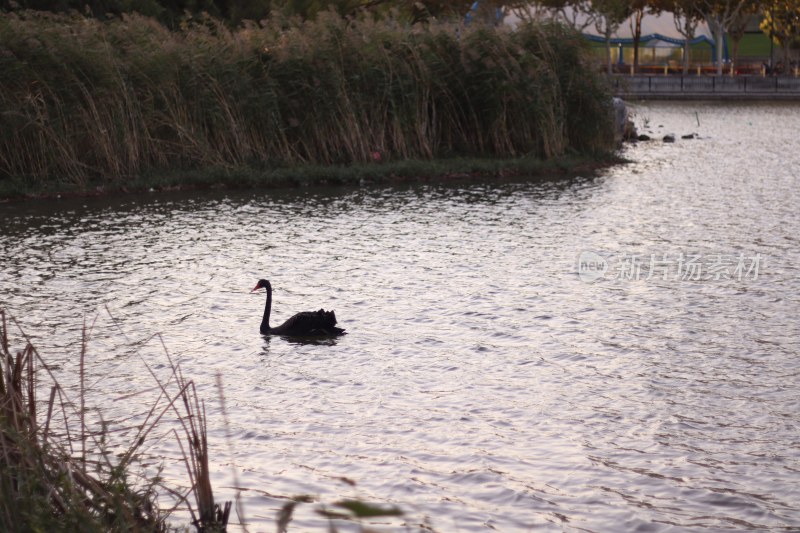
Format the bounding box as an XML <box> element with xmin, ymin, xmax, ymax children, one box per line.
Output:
<box><xmin>0</xmin><ymin>155</ymin><xmax>624</xmax><ymax>204</ymax></box>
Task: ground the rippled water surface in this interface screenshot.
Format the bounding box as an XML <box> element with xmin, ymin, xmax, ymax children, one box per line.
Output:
<box><xmin>1</xmin><ymin>102</ymin><xmax>799</xmax><ymax>531</ymax></box>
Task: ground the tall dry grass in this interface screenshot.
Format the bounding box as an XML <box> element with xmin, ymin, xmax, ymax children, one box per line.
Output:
<box><xmin>0</xmin><ymin>309</ymin><xmax>230</xmax><ymax>532</ymax></box>
<box><xmin>0</xmin><ymin>10</ymin><xmax>614</xmax><ymax>190</ymax></box>
<box><xmin>0</xmin><ymin>305</ymin><xmax>413</xmax><ymax>531</ymax></box>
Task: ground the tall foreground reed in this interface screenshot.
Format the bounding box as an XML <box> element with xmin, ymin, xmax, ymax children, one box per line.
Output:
<box><xmin>0</xmin><ymin>11</ymin><xmax>614</xmax><ymax>190</ymax></box>
<box><xmin>0</xmin><ymin>309</ymin><xmax>230</xmax><ymax>532</ymax></box>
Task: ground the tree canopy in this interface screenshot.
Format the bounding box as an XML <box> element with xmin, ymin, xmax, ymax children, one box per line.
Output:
<box><xmin>0</xmin><ymin>0</ymin><xmax>475</xmax><ymax>25</ymax></box>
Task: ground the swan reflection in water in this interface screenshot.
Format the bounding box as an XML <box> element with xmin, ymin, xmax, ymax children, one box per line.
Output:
<box><xmin>258</xmin><ymin>335</ymin><xmax>341</xmax><ymax>360</ymax></box>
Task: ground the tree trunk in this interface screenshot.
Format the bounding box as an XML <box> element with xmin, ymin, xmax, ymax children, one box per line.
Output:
<box><xmin>784</xmin><ymin>40</ymin><xmax>791</xmax><ymax>75</ymax></box>
<box><xmin>674</xmin><ymin>12</ymin><xmax>698</xmax><ymax>77</ymax></box>
<box><xmin>683</xmin><ymin>40</ymin><xmax>690</xmax><ymax>75</ymax></box>
<box><xmin>715</xmin><ymin>25</ymin><xmax>724</xmax><ymax>76</ymax></box>
<box><xmin>631</xmin><ymin>9</ymin><xmax>644</xmax><ymax>74</ymax></box>
<box><xmin>731</xmin><ymin>38</ymin><xmax>742</xmax><ymax>76</ymax></box>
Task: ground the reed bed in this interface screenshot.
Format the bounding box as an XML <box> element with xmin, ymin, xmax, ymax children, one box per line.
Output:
<box><xmin>0</xmin><ymin>307</ymin><xmax>412</xmax><ymax>532</ymax></box>
<box><xmin>0</xmin><ymin>11</ymin><xmax>614</xmax><ymax>193</ymax></box>
<box><xmin>0</xmin><ymin>309</ymin><xmax>230</xmax><ymax>532</ymax></box>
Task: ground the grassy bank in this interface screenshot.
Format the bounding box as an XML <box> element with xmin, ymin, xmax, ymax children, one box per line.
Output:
<box><xmin>0</xmin><ymin>153</ymin><xmax>622</xmax><ymax>200</ymax></box>
<box><xmin>0</xmin><ymin>11</ymin><xmax>616</xmax><ymax>198</ymax></box>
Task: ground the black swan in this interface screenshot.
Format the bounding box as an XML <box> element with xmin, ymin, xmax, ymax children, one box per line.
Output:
<box><xmin>252</xmin><ymin>279</ymin><xmax>346</xmax><ymax>336</ymax></box>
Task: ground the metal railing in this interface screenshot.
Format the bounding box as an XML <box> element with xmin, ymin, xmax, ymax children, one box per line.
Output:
<box><xmin>613</xmin><ymin>75</ymin><xmax>800</xmax><ymax>96</ymax></box>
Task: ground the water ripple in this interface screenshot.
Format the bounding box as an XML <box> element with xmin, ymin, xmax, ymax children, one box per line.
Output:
<box><xmin>1</xmin><ymin>102</ymin><xmax>799</xmax><ymax>531</ymax></box>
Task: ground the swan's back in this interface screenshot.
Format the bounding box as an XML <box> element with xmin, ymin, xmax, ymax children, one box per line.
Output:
<box><xmin>270</xmin><ymin>309</ymin><xmax>345</xmax><ymax>336</ymax></box>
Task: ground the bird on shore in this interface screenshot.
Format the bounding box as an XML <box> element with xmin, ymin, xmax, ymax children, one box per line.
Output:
<box><xmin>251</xmin><ymin>279</ymin><xmax>346</xmax><ymax>337</ymax></box>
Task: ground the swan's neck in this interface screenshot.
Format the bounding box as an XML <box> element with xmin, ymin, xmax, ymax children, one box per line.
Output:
<box><xmin>261</xmin><ymin>282</ymin><xmax>272</xmax><ymax>332</ymax></box>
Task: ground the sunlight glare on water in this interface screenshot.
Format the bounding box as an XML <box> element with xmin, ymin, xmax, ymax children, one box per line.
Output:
<box><xmin>1</xmin><ymin>101</ymin><xmax>799</xmax><ymax>531</ymax></box>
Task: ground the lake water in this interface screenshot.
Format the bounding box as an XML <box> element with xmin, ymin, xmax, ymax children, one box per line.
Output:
<box><xmin>1</xmin><ymin>102</ymin><xmax>799</xmax><ymax>531</ymax></box>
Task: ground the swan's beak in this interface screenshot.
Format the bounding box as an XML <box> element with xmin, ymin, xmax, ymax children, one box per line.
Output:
<box><xmin>251</xmin><ymin>285</ymin><xmax>260</xmax><ymax>292</ymax></box>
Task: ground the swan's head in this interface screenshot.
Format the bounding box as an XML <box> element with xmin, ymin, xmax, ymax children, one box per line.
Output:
<box><xmin>252</xmin><ymin>279</ymin><xmax>271</xmax><ymax>292</ymax></box>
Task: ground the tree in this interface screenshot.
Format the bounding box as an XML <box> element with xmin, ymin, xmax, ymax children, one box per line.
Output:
<box><xmin>555</xmin><ymin>0</ymin><xmax>599</xmax><ymax>31</ymax></box>
<box><xmin>652</xmin><ymin>0</ymin><xmax>705</xmax><ymax>74</ymax></box>
<box><xmin>629</xmin><ymin>0</ymin><xmax>649</xmax><ymax>73</ymax></box>
<box><xmin>727</xmin><ymin>1</ymin><xmax>760</xmax><ymax>74</ymax></box>
<box><xmin>507</xmin><ymin>0</ymin><xmax>560</xmax><ymax>23</ymax></box>
<box><xmin>760</xmin><ymin>0</ymin><xmax>800</xmax><ymax>72</ymax></box>
<box><xmin>696</xmin><ymin>0</ymin><xmax>755</xmax><ymax>75</ymax></box>
<box><xmin>520</xmin><ymin>0</ymin><xmax>599</xmax><ymax>31</ymax></box>
<box><xmin>593</xmin><ymin>0</ymin><xmax>631</xmax><ymax>74</ymax></box>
